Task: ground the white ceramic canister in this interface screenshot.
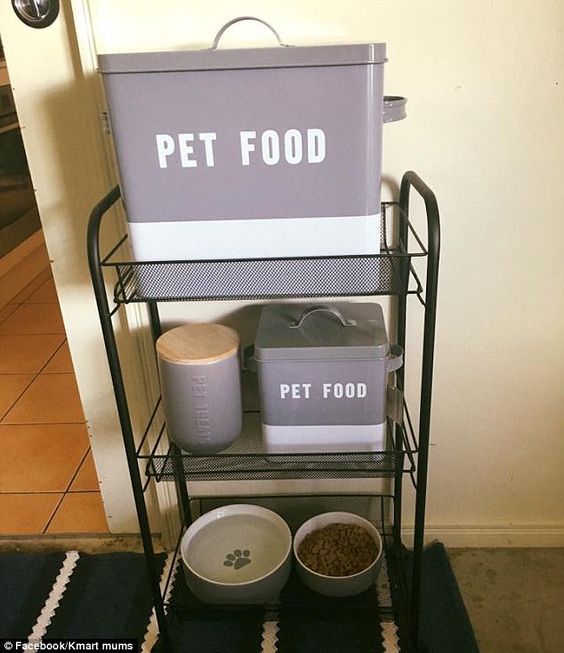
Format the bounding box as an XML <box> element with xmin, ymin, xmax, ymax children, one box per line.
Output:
<box><xmin>156</xmin><ymin>324</ymin><xmax>242</xmax><ymax>454</ymax></box>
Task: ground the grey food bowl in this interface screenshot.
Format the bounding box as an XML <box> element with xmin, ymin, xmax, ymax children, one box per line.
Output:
<box><xmin>181</xmin><ymin>504</ymin><xmax>292</xmax><ymax>604</ymax></box>
<box><xmin>293</xmin><ymin>511</ymin><xmax>383</xmax><ymax>597</ymax></box>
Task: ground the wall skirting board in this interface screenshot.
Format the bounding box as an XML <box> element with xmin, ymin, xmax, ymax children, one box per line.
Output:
<box><xmin>404</xmin><ymin>525</ymin><xmax>564</xmax><ymax>548</ymax></box>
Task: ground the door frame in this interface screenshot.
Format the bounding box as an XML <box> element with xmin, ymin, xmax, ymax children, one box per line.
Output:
<box><xmin>0</xmin><ymin>0</ymin><xmax>178</xmax><ymax>543</ymax></box>
<box><xmin>69</xmin><ymin>0</ymin><xmax>180</xmax><ymax>545</ymax></box>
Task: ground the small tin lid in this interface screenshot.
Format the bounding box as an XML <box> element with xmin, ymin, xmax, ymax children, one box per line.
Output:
<box><xmin>254</xmin><ymin>303</ymin><xmax>389</xmax><ymax>362</ymax></box>
<box><xmin>98</xmin><ymin>43</ymin><xmax>386</xmax><ymax>74</ymax></box>
<box><xmin>157</xmin><ymin>324</ymin><xmax>239</xmax><ymax>365</ymax></box>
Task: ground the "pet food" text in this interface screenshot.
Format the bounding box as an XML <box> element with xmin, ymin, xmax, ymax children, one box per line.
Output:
<box><xmin>155</xmin><ymin>128</ymin><xmax>326</xmax><ymax>169</ymax></box>
<box><xmin>279</xmin><ymin>382</ymin><xmax>367</xmax><ymax>400</ymax></box>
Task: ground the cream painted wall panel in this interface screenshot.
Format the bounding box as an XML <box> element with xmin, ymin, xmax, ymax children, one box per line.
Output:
<box><xmin>377</xmin><ymin>2</ymin><xmax>564</xmax><ymax>530</ymax></box>
<box><xmin>2</xmin><ymin>0</ymin><xmax>562</xmax><ymax>540</ymax></box>
<box><xmin>85</xmin><ymin>0</ymin><xmax>564</xmax><ymax>539</ymax></box>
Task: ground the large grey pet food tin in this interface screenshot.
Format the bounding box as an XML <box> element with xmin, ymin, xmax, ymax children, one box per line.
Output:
<box><xmin>156</xmin><ymin>323</ymin><xmax>242</xmax><ymax>454</ymax></box>
<box><xmin>98</xmin><ymin>17</ymin><xmax>406</xmax><ymax>262</ymax></box>
<box><xmin>254</xmin><ymin>303</ymin><xmax>403</xmax><ymax>453</ymax></box>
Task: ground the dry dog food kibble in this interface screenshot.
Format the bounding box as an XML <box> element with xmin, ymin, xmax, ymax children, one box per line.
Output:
<box><xmin>297</xmin><ymin>523</ymin><xmax>378</xmax><ymax>576</ymax></box>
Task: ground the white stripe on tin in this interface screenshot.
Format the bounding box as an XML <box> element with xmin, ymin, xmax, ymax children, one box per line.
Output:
<box><xmin>28</xmin><ymin>550</ymin><xmax>80</xmax><ymax>642</ymax></box>
<box><xmin>128</xmin><ymin>213</ymin><xmax>381</xmax><ymax>261</ymax></box>
<box><xmin>141</xmin><ymin>552</ymin><xmax>178</xmax><ymax>653</ymax></box>
<box><xmin>262</xmin><ymin>422</ymin><xmax>386</xmax><ymax>454</ymax></box>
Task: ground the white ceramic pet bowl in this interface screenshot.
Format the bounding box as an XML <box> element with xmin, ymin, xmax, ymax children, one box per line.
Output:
<box><xmin>181</xmin><ymin>504</ymin><xmax>292</xmax><ymax>604</ymax></box>
<box><xmin>293</xmin><ymin>511</ymin><xmax>383</xmax><ymax>598</ymax></box>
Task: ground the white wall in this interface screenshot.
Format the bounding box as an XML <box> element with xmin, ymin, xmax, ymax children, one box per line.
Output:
<box><xmin>2</xmin><ymin>0</ymin><xmax>563</xmax><ymax>544</ymax></box>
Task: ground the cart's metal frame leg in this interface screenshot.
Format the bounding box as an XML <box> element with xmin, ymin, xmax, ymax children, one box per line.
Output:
<box><xmin>147</xmin><ymin>301</ymin><xmax>192</xmax><ymax>527</ymax></box>
<box><xmin>87</xmin><ymin>187</ymin><xmax>173</xmax><ymax>652</ymax></box>
<box><xmin>87</xmin><ymin>174</ymin><xmax>439</xmax><ymax>653</ymax></box>
<box><xmin>399</xmin><ymin>172</ymin><xmax>441</xmax><ymax>651</ymax></box>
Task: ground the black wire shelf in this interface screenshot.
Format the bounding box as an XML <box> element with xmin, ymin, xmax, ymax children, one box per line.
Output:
<box><xmin>101</xmin><ymin>202</ymin><xmax>426</xmax><ymax>303</ymax></box>
<box><xmin>136</xmin><ymin>369</ymin><xmax>418</xmax><ymax>484</ymax></box>
<box><xmin>164</xmin><ymin>495</ymin><xmax>402</xmax><ymax>621</ymax></box>
<box><xmin>141</xmin><ymin>411</ymin><xmax>416</xmax><ymax>482</ymax></box>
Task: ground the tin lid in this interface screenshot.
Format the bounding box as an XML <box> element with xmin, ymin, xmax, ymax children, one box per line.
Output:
<box><xmin>156</xmin><ymin>323</ymin><xmax>239</xmax><ymax>365</ymax></box>
<box><xmin>254</xmin><ymin>303</ymin><xmax>389</xmax><ymax>362</ymax></box>
<box><xmin>98</xmin><ymin>43</ymin><xmax>386</xmax><ymax>74</ymax></box>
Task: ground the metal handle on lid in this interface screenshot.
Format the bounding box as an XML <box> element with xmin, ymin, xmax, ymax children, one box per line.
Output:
<box><xmin>211</xmin><ymin>16</ymin><xmax>288</xmax><ymax>49</ymax></box>
<box><xmin>289</xmin><ymin>305</ymin><xmax>357</xmax><ymax>329</ymax></box>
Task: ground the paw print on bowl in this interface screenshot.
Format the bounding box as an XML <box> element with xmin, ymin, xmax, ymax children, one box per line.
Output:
<box><xmin>224</xmin><ymin>549</ymin><xmax>251</xmax><ymax>570</ymax></box>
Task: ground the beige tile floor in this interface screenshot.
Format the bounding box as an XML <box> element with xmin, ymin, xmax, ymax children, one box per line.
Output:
<box><xmin>0</xmin><ymin>267</ymin><xmax>108</xmax><ymax>535</ymax></box>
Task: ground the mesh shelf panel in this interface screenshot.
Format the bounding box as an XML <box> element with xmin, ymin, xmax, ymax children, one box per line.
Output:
<box><xmin>168</xmin><ymin>554</ymin><xmax>394</xmax><ymax>618</ymax></box>
<box><xmin>113</xmin><ymin>253</ymin><xmax>410</xmax><ymax>303</ymax></box>
<box><xmin>102</xmin><ymin>203</ymin><xmax>425</xmax><ymax>303</ymax></box>
<box><xmin>143</xmin><ymin>412</ymin><xmax>411</xmax><ymax>482</ymax></box>
<box><xmin>166</xmin><ymin>495</ymin><xmax>395</xmax><ymax>618</ymax></box>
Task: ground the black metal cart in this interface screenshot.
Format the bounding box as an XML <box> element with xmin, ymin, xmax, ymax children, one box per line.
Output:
<box><xmin>87</xmin><ymin>170</ymin><xmax>440</xmax><ymax>652</ymax></box>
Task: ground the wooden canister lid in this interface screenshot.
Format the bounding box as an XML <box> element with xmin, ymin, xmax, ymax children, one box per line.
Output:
<box><xmin>156</xmin><ymin>324</ymin><xmax>240</xmax><ymax>365</ymax></box>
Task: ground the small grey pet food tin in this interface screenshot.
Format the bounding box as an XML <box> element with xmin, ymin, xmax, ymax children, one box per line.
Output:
<box><xmin>156</xmin><ymin>324</ymin><xmax>242</xmax><ymax>454</ymax></box>
<box><xmin>254</xmin><ymin>303</ymin><xmax>402</xmax><ymax>453</ymax></box>
<box><xmin>98</xmin><ymin>16</ymin><xmax>406</xmax><ymax>262</ymax></box>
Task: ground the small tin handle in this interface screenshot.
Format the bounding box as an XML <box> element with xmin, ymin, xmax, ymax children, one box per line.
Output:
<box><xmin>289</xmin><ymin>305</ymin><xmax>357</xmax><ymax>329</ymax></box>
<box><xmin>242</xmin><ymin>344</ymin><xmax>257</xmax><ymax>373</ymax></box>
<box><xmin>386</xmin><ymin>385</ymin><xmax>404</xmax><ymax>424</ymax></box>
<box><xmin>211</xmin><ymin>16</ymin><xmax>289</xmax><ymax>49</ymax></box>
<box><xmin>387</xmin><ymin>344</ymin><xmax>404</xmax><ymax>372</ymax></box>
<box><xmin>383</xmin><ymin>96</ymin><xmax>407</xmax><ymax>123</ymax></box>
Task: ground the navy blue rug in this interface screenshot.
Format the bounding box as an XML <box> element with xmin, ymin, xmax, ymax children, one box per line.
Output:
<box><xmin>0</xmin><ymin>551</ymin><xmax>66</xmax><ymax>638</ymax></box>
<box><xmin>0</xmin><ymin>543</ymin><xmax>478</xmax><ymax>652</ymax></box>
<box><xmin>0</xmin><ymin>551</ymin><xmax>166</xmax><ymax>644</ymax></box>
<box><xmin>405</xmin><ymin>543</ymin><xmax>480</xmax><ymax>653</ymax></box>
